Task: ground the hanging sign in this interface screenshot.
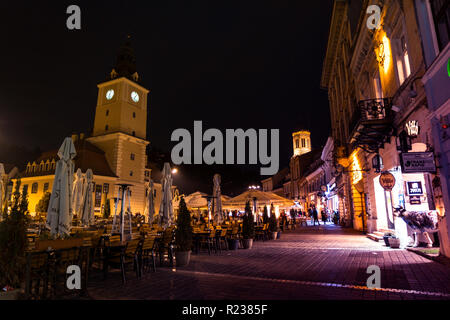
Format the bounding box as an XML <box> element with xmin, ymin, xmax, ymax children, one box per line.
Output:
<box><xmin>409</xmin><ymin>196</ymin><xmax>421</xmax><ymax>205</ymax></box>
<box><xmin>401</xmin><ymin>152</ymin><xmax>436</xmax><ymax>173</ymax></box>
<box><xmin>405</xmin><ymin>120</ymin><xmax>420</xmax><ymax>137</ymax></box>
<box><xmin>406</xmin><ymin>181</ymin><xmax>423</xmax><ymax>196</ymax></box>
<box><xmin>379</xmin><ymin>172</ymin><xmax>396</xmax><ymax>191</ymax></box>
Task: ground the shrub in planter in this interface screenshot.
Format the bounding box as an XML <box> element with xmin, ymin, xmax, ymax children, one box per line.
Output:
<box><xmin>242</xmin><ymin>201</ymin><xmax>255</xmax><ymax>249</ymax></box>
<box><xmin>0</xmin><ymin>179</ymin><xmax>29</xmax><ymax>295</ymax></box>
<box><xmin>383</xmin><ymin>232</ymin><xmax>395</xmax><ymax>247</ymax></box>
<box><xmin>175</xmin><ymin>197</ymin><xmax>193</xmax><ymax>266</ymax></box>
<box><xmin>262</xmin><ymin>206</ymin><xmax>269</xmax><ymax>224</ymax></box>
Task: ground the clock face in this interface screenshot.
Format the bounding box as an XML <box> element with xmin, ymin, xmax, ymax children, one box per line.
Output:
<box><xmin>106</xmin><ymin>89</ymin><xmax>114</xmax><ymax>100</ymax></box>
<box><xmin>131</xmin><ymin>91</ymin><xmax>139</xmax><ymax>103</ymax></box>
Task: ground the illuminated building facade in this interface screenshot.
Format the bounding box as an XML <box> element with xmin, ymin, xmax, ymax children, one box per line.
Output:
<box><xmin>11</xmin><ymin>39</ymin><xmax>166</xmax><ymax>217</ymax></box>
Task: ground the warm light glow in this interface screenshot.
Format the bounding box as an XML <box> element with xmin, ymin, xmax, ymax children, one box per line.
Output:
<box><xmin>350</xmin><ymin>150</ymin><xmax>362</xmax><ymax>185</ymax></box>
<box><xmin>275</xmin><ymin>205</ymin><xmax>280</xmax><ymax>218</ymax></box>
<box><xmin>376</xmin><ymin>32</ymin><xmax>391</xmax><ymax>74</ymax></box>
<box><xmin>171</xmin><ymin>168</ymin><xmax>178</xmax><ymax>174</ymax></box>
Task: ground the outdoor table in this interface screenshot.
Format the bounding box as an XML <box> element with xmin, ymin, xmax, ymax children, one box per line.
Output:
<box><xmin>192</xmin><ymin>231</ymin><xmax>212</xmax><ymax>254</ymax></box>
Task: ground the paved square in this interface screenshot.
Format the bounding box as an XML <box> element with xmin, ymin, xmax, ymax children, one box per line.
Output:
<box><xmin>86</xmin><ymin>224</ymin><xmax>450</xmax><ymax>300</ymax></box>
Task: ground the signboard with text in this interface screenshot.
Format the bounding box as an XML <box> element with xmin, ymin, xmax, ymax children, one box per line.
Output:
<box><xmin>406</xmin><ymin>181</ymin><xmax>423</xmax><ymax>196</ymax></box>
<box><xmin>409</xmin><ymin>196</ymin><xmax>421</xmax><ymax>205</ymax></box>
<box><xmin>401</xmin><ymin>152</ymin><xmax>436</xmax><ymax>173</ymax></box>
<box><xmin>379</xmin><ymin>172</ymin><xmax>396</xmax><ymax>191</ymax></box>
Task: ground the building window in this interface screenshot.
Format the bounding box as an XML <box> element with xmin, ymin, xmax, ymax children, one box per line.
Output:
<box><xmin>43</xmin><ymin>183</ymin><xmax>49</xmax><ymax>193</ymax></box>
<box><xmin>373</xmin><ymin>74</ymin><xmax>383</xmax><ymax>99</ymax></box>
<box><xmin>132</xmin><ymin>131</ymin><xmax>136</xmax><ymax>137</ymax></box>
<box><xmin>395</xmin><ymin>35</ymin><xmax>411</xmax><ymax>85</ymax></box>
<box><xmin>106</xmin><ymin>110</ymin><xmax>109</xmax><ymax>116</ymax></box>
<box><xmin>31</xmin><ymin>183</ymin><xmax>38</xmax><ymax>194</ymax></box>
<box><xmin>105</xmin><ymin>125</ymin><xmax>109</xmax><ymax>131</ymax></box>
<box><xmin>295</xmin><ymin>139</ymin><xmax>299</xmax><ymax>149</ymax></box>
<box><xmin>153</xmin><ymin>190</ymin><xmax>157</xmax><ymax>197</ymax></box>
<box><xmin>301</xmin><ymin>139</ymin><xmax>305</xmax><ymax>148</ymax></box>
<box><xmin>130</xmin><ymin>153</ymin><xmax>135</xmax><ymax>160</ymax></box>
<box><xmin>430</xmin><ymin>0</ymin><xmax>450</xmax><ymax>50</ymax></box>
<box><xmin>23</xmin><ymin>184</ymin><xmax>28</xmax><ymax>194</ymax></box>
<box><xmin>133</xmin><ymin>112</ymin><xmax>136</xmax><ymax>118</ymax></box>
<box><xmin>130</xmin><ymin>170</ymin><xmax>133</xmax><ymax>177</ymax></box>
<box><xmin>145</xmin><ymin>170</ymin><xmax>150</xmax><ymax>177</ymax></box>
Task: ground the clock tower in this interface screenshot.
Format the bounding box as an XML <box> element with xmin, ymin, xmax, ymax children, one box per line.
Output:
<box><xmin>87</xmin><ymin>37</ymin><xmax>150</xmax><ymax>214</ymax></box>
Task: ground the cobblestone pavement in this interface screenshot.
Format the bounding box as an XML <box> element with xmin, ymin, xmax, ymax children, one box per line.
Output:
<box><xmin>86</xmin><ymin>224</ymin><xmax>450</xmax><ymax>300</ymax></box>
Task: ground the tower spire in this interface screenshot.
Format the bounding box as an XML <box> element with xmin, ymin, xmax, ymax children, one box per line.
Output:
<box><xmin>110</xmin><ymin>35</ymin><xmax>139</xmax><ymax>82</ymax></box>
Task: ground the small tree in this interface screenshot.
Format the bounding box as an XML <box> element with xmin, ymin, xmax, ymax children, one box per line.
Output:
<box><xmin>242</xmin><ymin>201</ymin><xmax>255</xmax><ymax>239</ymax></box>
<box><xmin>103</xmin><ymin>198</ymin><xmax>111</xmax><ymax>219</ymax></box>
<box><xmin>0</xmin><ymin>179</ymin><xmax>29</xmax><ymax>290</ymax></box>
<box><xmin>262</xmin><ymin>205</ymin><xmax>269</xmax><ymax>224</ymax></box>
<box><xmin>35</xmin><ymin>192</ymin><xmax>51</xmax><ymax>215</ymax></box>
<box><xmin>268</xmin><ymin>204</ymin><xmax>278</xmax><ymax>233</ymax></box>
<box><xmin>175</xmin><ymin>197</ymin><xmax>193</xmax><ymax>252</ymax></box>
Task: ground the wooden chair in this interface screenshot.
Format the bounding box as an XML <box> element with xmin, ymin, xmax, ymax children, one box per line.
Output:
<box><xmin>158</xmin><ymin>229</ymin><xmax>175</xmax><ymax>266</ymax></box>
<box><xmin>24</xmin><ymin>251</ymin><xmax>50</xmax><ymax>300</ymax></box>
<box><xmin>106</xmin><ymin>239</ymin><xmax>142</xmax><ymax>284</ymax></box>
<box><xmin>216</xmin><ymin>228</ymin><xmax>228</xmax><ymax>251</ymax></box>
<box><xmin>141</xmin><ymin>236</ymin><xmax>157</xmax><ymax>273</ymax></box>
<box><xmin>255</xmin><ymin>223</ymin><xmax>268</xmax><ymax>241</ymax></box>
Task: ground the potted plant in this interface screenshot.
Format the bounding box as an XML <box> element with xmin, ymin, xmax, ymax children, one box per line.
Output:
<box><xmin>175</xmin><ymin>197</ymin><xmax>193</xmax><ymax>266</ymax></box>
<box><xmin>0</xmin><ymin>179</ymin><xmax>28</xmax><ymax>300</ymax></box>
<box><xmin>383</xmin><ymin>232</ymin><xmax>395</xmax><ymax>247</ymax></box>
<box><xmin>268</xmin><ymin>204</ymin><xmax>278</xmax><ymax>240</ymax></box>
<box><xmin>262</xmin><ymin>206</ymin><xmax>269</xmax><ymax>224</ymax></box>
<box><xmin>242</xmin><ymin>201</ymin><xmax>255</xmax><ymax>249</ymax></box>
<box><xmin>388</xmin><ymin>236</ymin><xmax>401</xmax><ymax>249</ymax></box>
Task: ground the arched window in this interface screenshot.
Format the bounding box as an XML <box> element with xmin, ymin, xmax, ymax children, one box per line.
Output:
<box><xmin>31</xmin><ymin>183</ymin><xmax>38</xmax><ymax>194</ymax></box>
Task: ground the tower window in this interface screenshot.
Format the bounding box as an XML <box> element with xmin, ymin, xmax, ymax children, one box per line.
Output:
<box><xmin>106</xmin><ymin>110</ymin><xmax>109</xmax><ymax>116</ymax></box>
<box><xmin>133</xmin><ymin>112</ymin><xmax>136</xmax><ymax>118</ymax></box>
<box><xmin>130</xmin><ymin>170</ymin><xmax>133</xmax><ymax>177</ymax></box>
<box><xmin>130</xmin><ymin>153</ymin><xmax>135</xmax><ymax>160</ymax></box>
<box><xmin>105</xmin><ymin>125</ymin><xmax>109</xmax><ymax>131</ymax></box>
<box><xmin>132</xmin><ymin>131</ymin><xmax>136</xmax><ymax>137</ymax></box>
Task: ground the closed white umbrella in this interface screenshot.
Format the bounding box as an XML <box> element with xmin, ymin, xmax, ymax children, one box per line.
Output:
<box><xmin>0</xmin><ymin>163</ymin><xmax>5</xmax><ymax>215</ymax></box>
<box><xmin>81</xmin><ymin>169</ymin><xmax>94</xmax><ymax>227</ymax></box>
<box><xmin>159</xmin><ymin>163</ymin><xmax>173</xmax><ymax>228</ymax></box>
<box><xmin>46</xmin><ymin>137</ymin><xmax>77</xmax><ymax>237</ymax></box>
<box><xmin>145</xmin><ymin>179</ymin><xmax>155</xmax><ymax>225</ymax></box>
<box><xmin>213</xmin><ymin>174</ymin><xmax>223</xmax><ymax>224</ymax></box>
<box><xmin>72</xmin><ymin>168</ymin><xmax>84</xmax><ymax>217</ymax></box>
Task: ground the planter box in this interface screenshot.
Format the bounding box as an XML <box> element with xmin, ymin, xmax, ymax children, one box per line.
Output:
<box><xmin>175</xmin><ymin>251</ymin><xmax>191</xmax><ymax>266</ymax></box>
<box><xmin>35</xmin><ymin>238</ymin><xmax>84</xmax><ymax>251</ymax></box>
<box><xmin>242</xmin><ymin>239</ymin><xmax>253</xmax><ymax>249</ymax></box>
<box><xmin>0</xmin><ymin>289</ymin><xmax>21</xmax><ymax>300</ymax></box>
<box><xmin>388</xmin><ymin>238</ymin><xmax>401</xmax><ymax>249</ymax></box>
<box><xmin>383</xmin><ymin>236</ymin><xmax>392</xmax><ymax>247</ymax></box>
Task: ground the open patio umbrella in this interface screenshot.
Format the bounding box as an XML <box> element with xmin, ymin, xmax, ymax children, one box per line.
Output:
<box><xmin>213</xmin><ymin>174</ymin><xmax>223</xmax><ymax>224</ymax></box>
<box><xmin>46</xmin><ymin>137</ymin><xmax>77</xmax><ymax>237</ymax></box>
<box><xmin>72</xmin><ymin>168</ymin><xmax>84</xmax><ymax>217</ymax></box>
<box><xmin>145</xmin><ymin>179</ymin><xmax>155</xmax><ymax>224</ymax></box>
<box><xmin>81</xmin><ymin>169</ymin><xmax>94</xmax><ymax>227</ymax></box>
<box><xmin>159</xmin><ymin>162</ymin><xmax>173</xmax><ymax>228</ymax></box>
<box><xmin>0</xmin><ymin>163</ymin><xmax>5</xmax><ymax>215</ymax></box>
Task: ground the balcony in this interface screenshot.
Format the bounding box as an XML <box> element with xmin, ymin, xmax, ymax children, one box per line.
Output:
<box><xmin>349</xmin><ymin>98</ymin><xmax>395</xmax><ymax>153</ymax></box>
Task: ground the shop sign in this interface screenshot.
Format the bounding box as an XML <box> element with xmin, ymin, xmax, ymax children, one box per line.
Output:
<box><xmin>409</xmin><ymin>196</ymin><xmax>421</xmax><ymax>205</ymax></box>
<box><xmin>379</xmin><ymin>172</ymin><xmax>396</xmax><ymax>191</ymax></box>
<box><xmin>406</xmin><ymin>181</ymin><xmax>423</xmax><ymax>196</ymax></box>
<box><xmin>405</xmin><ymin>120</ymin><xmax>419</xmax><ymax>137</ymax></box>
<box><xmin>401</xmin><ymin>152</ymin><xmax>436</xmax><ymax>173</ymax></box>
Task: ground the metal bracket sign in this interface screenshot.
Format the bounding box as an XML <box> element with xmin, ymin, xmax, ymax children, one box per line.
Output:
<box><xmin>400</xmin><ymin>152</ymin><xmax>436</xmax><ymax>173</ymax></box>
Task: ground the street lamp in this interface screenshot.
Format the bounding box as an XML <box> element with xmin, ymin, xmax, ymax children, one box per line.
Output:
<box><xmin>171</xmin><ymin>168</ymin><xmax>178</xmax><ymax>174</ymax></box>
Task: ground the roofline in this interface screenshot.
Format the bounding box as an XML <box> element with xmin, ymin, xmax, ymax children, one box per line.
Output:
<box><xmin>98</xmin><ymin>77</ymin><xmax>150</xmax><ymax>94</ymax></box>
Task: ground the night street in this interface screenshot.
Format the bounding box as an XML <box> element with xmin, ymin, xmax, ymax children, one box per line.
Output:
<box><xmin>86</xmin><ymin>225</ymin><xmax>450</xmax><ymax>300</ymax></box>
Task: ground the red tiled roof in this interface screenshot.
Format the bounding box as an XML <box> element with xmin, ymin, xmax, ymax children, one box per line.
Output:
<box><xmin>20</xmin><ymin>139</ymin><xmax>117</xmax><ymax>178</ymax></box>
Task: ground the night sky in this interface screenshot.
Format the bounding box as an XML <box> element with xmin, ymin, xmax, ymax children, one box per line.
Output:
<box><xmin>0</xmin><ymin>1</ymin><xmax>333</xmax><ymax>195</ymax></box>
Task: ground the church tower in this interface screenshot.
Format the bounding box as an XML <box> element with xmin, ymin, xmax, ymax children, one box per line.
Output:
<box><xmin>292</xmin><ymin>130</ymin><xmax>311</xmax><ymax>157</ymax></box>
<box><xmin>87</xmin><ymin>37</ymin><xmax>149</xmax><ymax>214</ymax></box>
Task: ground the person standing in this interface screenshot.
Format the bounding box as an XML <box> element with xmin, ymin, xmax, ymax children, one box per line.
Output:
<box><xmin>313</xmin><ymin>207</ymin><xmax>320</xmax><ymax>226</ymax></box>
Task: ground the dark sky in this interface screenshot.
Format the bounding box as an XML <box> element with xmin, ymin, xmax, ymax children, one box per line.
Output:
<box><xmin>0</xmin><ymin>0</ymin><xmax>333</xmax><ymax>195</ymax></box>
